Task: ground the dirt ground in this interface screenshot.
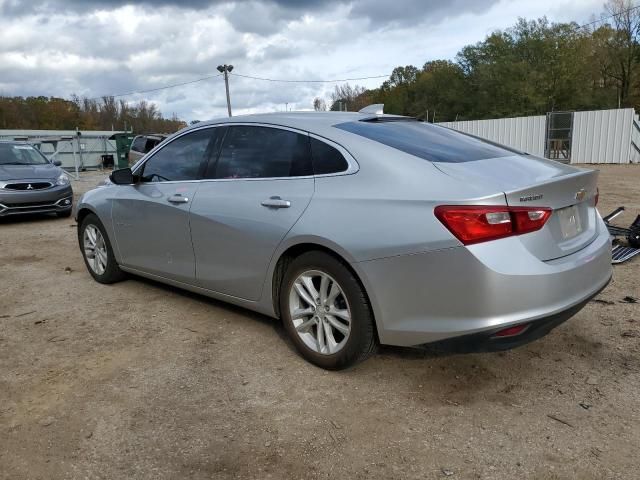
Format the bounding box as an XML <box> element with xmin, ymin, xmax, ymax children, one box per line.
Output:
<box><xmin>1</xmin><ymin>164</ymin><xmax>638</xmax><ymax>480</ymax></box>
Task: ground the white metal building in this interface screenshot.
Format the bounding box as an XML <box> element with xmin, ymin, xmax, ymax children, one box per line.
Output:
<box><xmin>439</xmin><ymin>108</ymin><xmax>640</xmax><ymax>164</ymax></box>
<box><xmin>0</xmin><ymin>129</ymin><xmax>124</xmax><ymax>170</ymax></box>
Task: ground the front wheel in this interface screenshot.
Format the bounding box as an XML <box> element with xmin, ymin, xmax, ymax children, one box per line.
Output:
<box><xmin>79</xmin><ymin>213</ymin><xmax>125</xmax><ymax>284</ymax></box>
<box><xmin>280</xmin><ymin>251</ymin><xmax>376</xmax><ymax>370</ymax></box>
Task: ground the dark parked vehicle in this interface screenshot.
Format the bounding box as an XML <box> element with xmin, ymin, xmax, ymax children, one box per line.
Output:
<box><xmin>0</xmin><ymin>141</ymin><xmax>73</xmax><ymax>217</ymax></box>
<box><xmin>128</xmin><ymin>134</ymin><xmax>167</xmax><ymax>166</ymax></box>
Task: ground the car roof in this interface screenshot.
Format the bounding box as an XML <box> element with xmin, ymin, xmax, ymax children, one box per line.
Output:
<box><xmin>192</xmin><ymin>111</ymin><xmax>408</xmax><ymax>139</ymax></box>
<box><xmin>0</xmin><ymin>140</ymin><xmax>32</xmax><ymax>145</ymax></box>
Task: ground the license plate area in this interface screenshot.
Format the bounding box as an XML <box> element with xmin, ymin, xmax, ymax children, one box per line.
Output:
<box><xmin>557</xmin><ymin>204</ymin><xmax>582</xmax><ymax>239</ymax></box>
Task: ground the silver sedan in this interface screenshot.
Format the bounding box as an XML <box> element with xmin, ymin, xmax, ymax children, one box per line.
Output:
<box><xmin>76</xmin><ymin>111</ymin><xmax>612</xmax><ymax>369</ymax></box>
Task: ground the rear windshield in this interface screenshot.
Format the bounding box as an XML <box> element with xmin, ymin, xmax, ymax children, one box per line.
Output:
<box><xmin>334</xmin><ymin>120</ymin><xmax>514</xmax><ymax>163</ymax></box>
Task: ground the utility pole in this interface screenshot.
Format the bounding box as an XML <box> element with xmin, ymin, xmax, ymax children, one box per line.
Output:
<box><xmin>217</xmin><ymin>64</ymin><xmax>234</xmax><ymax>117</ymax></box>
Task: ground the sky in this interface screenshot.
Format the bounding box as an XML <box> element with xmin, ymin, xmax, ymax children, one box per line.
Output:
<box><xmin>0</xmin><ymin>0</ymin><xmax>604</xmax><ymax>122</ymax></box>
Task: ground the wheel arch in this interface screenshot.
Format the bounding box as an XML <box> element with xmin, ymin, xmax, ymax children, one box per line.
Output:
<box><xmin>75</xmin><ymin>206</ymin><xmax>97</xmax><ymax>226</ymax></box>
<box><xmin>75</xmin><ymin>204</ymin><xmax>123</xmax><ymax>264</ymax></box>
<box><xmin>269</xmin><ymin>239</ymin><xmax>380</xmax><ymax>343</ymax></box>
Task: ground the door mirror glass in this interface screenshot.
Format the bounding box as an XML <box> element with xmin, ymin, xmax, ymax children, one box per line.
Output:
<box><xmin>52</xmin><ymin>160</ymin><xmax>62</xmax><ymax>166</ymax></box>
<box><xmin>110</xmin><ymin>167</ymin><xmax>134</xmax><ymax>185</ymax></box>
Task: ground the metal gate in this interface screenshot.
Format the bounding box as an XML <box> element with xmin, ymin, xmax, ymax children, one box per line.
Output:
<box><xmin>545</xmin><ymin>112</ymin><xmax>573</xmax><ymax>163</ymax></box>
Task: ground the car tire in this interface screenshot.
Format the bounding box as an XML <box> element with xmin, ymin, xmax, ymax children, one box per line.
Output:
<box><xmin>56</xmin><ymin>210</ymin><xmax>72</xmax><ymax>218</ymax></box>
<box><xmin>78</xmin><ymin>213</ymin><xmax>126</xmax><ymax>284</ymax></box>
<box><xmin>280</xmin><ymin>251</ymin><xmax>377</xmax><ymax>370</ymax></box>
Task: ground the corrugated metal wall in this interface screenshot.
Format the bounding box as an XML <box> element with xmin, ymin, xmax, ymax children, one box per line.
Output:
<box><xmin>571</xmin><ymin>108</ymin><xmax>634</xmax><ymax>164</ymax></box>
<box><xmin>438</xmin><ymin>115</ymin><xmax>546</xmax><ymax>156</ymax></box>
<box><xmin>439</xmin><ymin>108</ymin><xmax>639</xmax><ymax>164</ymax></box>
<box><xmin>0</xmin><ymin>129</ymin><xmax>122</xmax><ymax>169</ymax></box>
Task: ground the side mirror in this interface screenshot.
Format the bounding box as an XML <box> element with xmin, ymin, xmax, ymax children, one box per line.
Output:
<box><xmin>53</xmin><ymin>160</ymin><xmax>62</xmax><ymax>166</ymax></box>
<box><xmin>110</xmin><ymin>168</ymin><xmax>135</xmax><ymax>185</ymax></box>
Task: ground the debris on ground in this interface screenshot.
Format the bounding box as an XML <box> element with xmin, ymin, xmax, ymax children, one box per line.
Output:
<box><xmin>604</xmin><ymin>207</ymin><xmax>640</xmax><ymax>264</ymax></box>
<box><xmin>547</xmin><ymin>414</ymin><xmax>574</xmax><ymax>428</ymax></box>
<box><xmin>593</xmin><ymin>298</ymin><xmax>615</xmax><ymax>305</ymax></box>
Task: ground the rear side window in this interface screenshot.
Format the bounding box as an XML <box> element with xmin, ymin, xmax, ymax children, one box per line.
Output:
<box><xmin>309</xmin><ymin>137</ymin><xmax>349</xmax><ymax>174</ymax></box>
<box><xmin>131</xmin><ymin>136</ymin><xmax>146</xmax><ymax>153</ymax></box>
<box><xmin>334</xmin><ymin>120</ymin><xmax>513</xmax><ymax>163</ymax></box>
<box><xmin>144</xmin><ymin>138</ymin><xmax>160</xmax><ymax>153</ymax></box>
<box><xmin>210</xmin><ymin>126</ymin><xmax>312</xmax><ymax>179</ymax></box>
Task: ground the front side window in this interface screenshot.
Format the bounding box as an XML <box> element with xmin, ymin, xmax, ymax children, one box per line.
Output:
<box><xmin>140</xmin><ymin>129</ymin><xmax>214</xmax><ymax>182</ymax></box>
<box><xmin>209</xmin><ymin>126</ymin><xmax>313</xmax><ymax>179</ymax></box>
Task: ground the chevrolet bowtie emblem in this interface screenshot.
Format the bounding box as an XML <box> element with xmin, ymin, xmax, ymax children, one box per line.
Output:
<box><xmin>575</xmin><ymin>189</ymin><xmax>586</xmax><ymax>201</ymax></box>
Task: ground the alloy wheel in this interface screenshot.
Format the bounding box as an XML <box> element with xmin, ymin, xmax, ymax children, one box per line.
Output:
<box><xmin>288</xmin><ymin>270</ymin><xmax>352</xmax><ymax>355</ymax></box>
<box><xmin>83</xmin><ymin>224</ymin><xmax>108</xmax><ymax>275</ymax></box>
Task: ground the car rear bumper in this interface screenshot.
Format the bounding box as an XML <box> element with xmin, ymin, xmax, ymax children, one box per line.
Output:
<box><xmin>355</xmin><ymin>221</ymin><xmax>613</xmax><ymax>348</ymax></box>
<box><xmin>0</xmin><ymin>185</ymin><xmax>73</xmax><ymax>216</ymax></box>
<box><xmin>416</xmin><ymin>276</ymin><xmax>610</xmax><ymax>353</ymax></box>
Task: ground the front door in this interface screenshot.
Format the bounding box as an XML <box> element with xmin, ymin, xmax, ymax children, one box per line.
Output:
<box><xmin>190</xmin><ymin>125</ymin><xmax>315</xmax><ymax>301</ymax></box>
<box><xmin>112</xmin><ymin>127</ymin><xmax>217</xmax><ymax>283</ymax></box>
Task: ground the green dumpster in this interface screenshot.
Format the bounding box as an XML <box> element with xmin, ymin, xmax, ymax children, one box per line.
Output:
<box><xmin>110</xmin><ymin>133</ymin><xmax>135</xmax><ymax>169</ymax></box>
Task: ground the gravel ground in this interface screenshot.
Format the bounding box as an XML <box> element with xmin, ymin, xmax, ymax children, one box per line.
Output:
<box><xmin>0</xmin><ymin>165</ymin><xmax>638</xmax><ymax>480</ymax></box>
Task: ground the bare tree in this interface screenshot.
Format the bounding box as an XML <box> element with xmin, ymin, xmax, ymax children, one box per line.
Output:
<box><xmin>603</xmin><ymin>0</ymin><xmax>640</xmax><ymax>106</ymax></box>
<box><xmin>313</xmin><ymin>97</ymin><xmax>327</xmax><ymax>111</ymax></box>
<box><xmin>329</xmin><ymin>83</ymin><xmax>370</xmax><ymax>111</ymax></box>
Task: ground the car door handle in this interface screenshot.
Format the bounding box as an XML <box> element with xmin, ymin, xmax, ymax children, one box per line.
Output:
<box><xmin>261</xmin><ymin>196</ymin><xmax>291</xmax><ymax>208</ymax></box>
<box><xmin>167</xmin><ymin>194</ymin><xmax>189</xmax><ymax>204</ymax></box>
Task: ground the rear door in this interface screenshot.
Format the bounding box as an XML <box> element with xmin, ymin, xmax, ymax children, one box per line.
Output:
<box><xmin>189</xmin><ymin>125</ymin><xmax>315</xmax><ymax>301</ymax></box>
<box><xmin>112</xmin><ymin>127</ymin><xmax>218</xmax><ymax>283</ymax></box>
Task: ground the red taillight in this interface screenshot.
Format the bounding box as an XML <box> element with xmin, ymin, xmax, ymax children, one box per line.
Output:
<box><xmin>492</xmin><ymin>323</ymin><xmax>530</xmax><ymax>338</ymax></box>
<box><xmin>594</xmin><ymin>187</ymin><xmax>599</xmax><ymax>206</ymax></box>
<box><xmin>434</xmin><ymin>205</ymin><xmax>552</xmax><ymax>245</ymax></box>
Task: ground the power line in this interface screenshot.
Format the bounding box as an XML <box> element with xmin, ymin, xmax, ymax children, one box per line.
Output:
<box><xmin>572</xmin><ymin>3</ymin><xmax>640</xmax><ymax>32</ymax></box>
<box><xmin>86</xmin><ymin>71</ymin><xmax>390</xmax><ymax>100</ymax></box>
<box><xmin>230</xmin><ymin>72</ymin><xmax>390</xmax><ymax>83</ymax></box>
<box><xmin>88</xmin><ymin>72</ymin><xmax>223</xmax><ymax>100</ymax></box>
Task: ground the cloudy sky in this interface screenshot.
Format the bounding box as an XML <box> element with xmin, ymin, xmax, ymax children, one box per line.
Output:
<box><xmin>0</xmin><ymin>0</ymin><xmax>603</xmax><ymax>122</ymax></box>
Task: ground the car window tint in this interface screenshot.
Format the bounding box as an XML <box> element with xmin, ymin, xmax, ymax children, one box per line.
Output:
<box><xmin>211</xmin><ymin>126</ymin><xmax>312</xmax><ymax>179</ymax></box>
<box><xmin>140</xmin><ymin>129</ymin><xmax>214</xmax><ymax>182</ymax></box>
<box><xmin>131</xmin><ymin>136</ymin><xmax>146</xmax><ymax>153</ymax></box>
<box><xmin>334</xmin><ymin>120</ymin><xmax>513</xmax><ymax>163</ymax></box>
<box><xmin>144</xmin><ymin>138</ymin><xmax>158</xmax><ymax>153</ymax></box>
<box><xmin>309</xmin><ymin>137</ymin><xmax>349</xmax><ymax>174</ymax></box>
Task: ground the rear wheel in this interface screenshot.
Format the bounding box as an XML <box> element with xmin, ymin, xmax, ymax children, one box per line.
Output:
<box><xmin>280</xmin><ymin>251</ymin><xmax>376</xmax><ymax>370</ymax></box>
<box><xmin>79</xmin><ymin>213</ymin><xmax>125</xmax><ymax>284</ymax></box>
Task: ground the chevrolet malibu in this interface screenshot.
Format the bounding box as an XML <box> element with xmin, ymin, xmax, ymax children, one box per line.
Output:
<box><xmin>0</xmin><ymin>141</ymin><xmax>73</xmax><ymax>217</ymax></box>
<box><xmin>75</xmin><ymin>111</ymin><xmax>612</xmax><ymax>369</ymax></box>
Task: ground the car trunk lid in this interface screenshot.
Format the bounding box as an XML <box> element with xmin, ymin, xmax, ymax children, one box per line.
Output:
<box><xmin>433</xmin><ymin>155</ymin><xmax>600</xmax><ymax>261</ymax></box>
